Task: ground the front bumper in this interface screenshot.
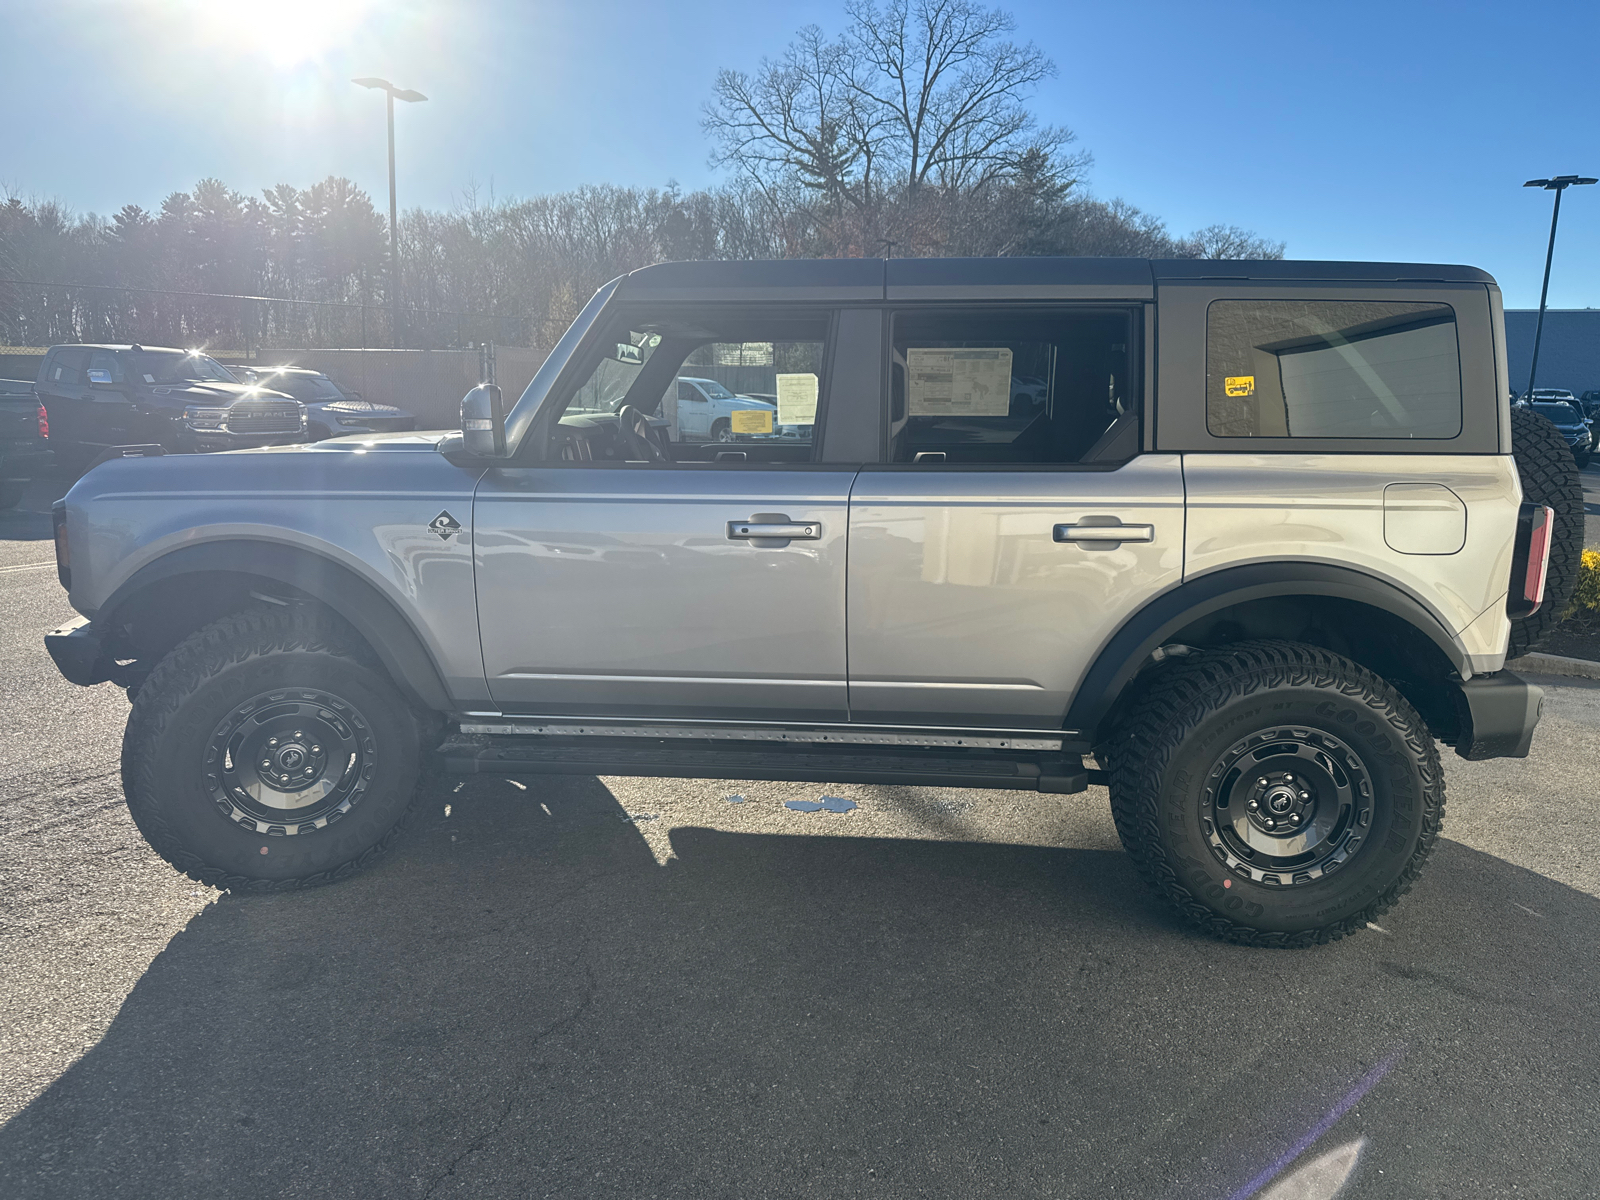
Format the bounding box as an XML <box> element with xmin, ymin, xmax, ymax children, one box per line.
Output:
<box><xmin>1451</xmin><ymin>671</ymin><xmax>1543</xmax><ymax>760</ymax></box>
<box><xmin>177</xmin><ymin>431</ymin><xmax>309</xmax><ymax>453</ymax></box>
<box><xmin>45</xmin><ymin>615</ymin><xmax>121</xmax><ymax>686</ymax></box>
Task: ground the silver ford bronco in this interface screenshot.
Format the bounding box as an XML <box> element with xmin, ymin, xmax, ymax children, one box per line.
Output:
<box><xmin>44</xmin><ymin>258</ymin><xmax>1580</xmax><ymax>947</ymax></box>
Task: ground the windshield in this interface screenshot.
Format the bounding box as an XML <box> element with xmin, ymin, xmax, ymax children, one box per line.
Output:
<box><xmin>693</xmin><ymin>379</ymin><xmax>736</xmax><ymax>400</ymax></box>
<box><xmin>129</xmin><ymin>352</ymin><xmax>238</xmax><ymax>385</ymax></box>
<box><xmin>258</xmin><ymin>373</ymin><xmax>346</xmax><ymax>402</ymax></box>
<box><xmin>567</xmin><ymin>331</ymin><xmax>662</xmax><ymax>413</ymax></box>
<box><xmin>1532</xmin><ymin>402</ymin><xmax>1581</xmax><ymax>423</ymax></box>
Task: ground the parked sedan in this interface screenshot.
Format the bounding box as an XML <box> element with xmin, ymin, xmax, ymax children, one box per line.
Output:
<box><xmin>236</xmin><ymin>366</ymin><xmax>417</xmax><ymax>440</ymax></box>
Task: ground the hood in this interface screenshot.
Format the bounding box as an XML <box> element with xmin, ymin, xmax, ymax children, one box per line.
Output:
<box><xmin>150</xmin><ymin>381</ymin><xmax>294</xmax><ymax>404</ymax></box>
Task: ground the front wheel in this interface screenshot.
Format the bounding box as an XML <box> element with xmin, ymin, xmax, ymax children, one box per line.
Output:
<box><xmin>711</xmin><ymin>418</ymin><xmax>734</xmax><ymax>443</ymax></box>
<box><xmin>121</xmin><ymin>604</ymin><xmax>424</xmax><ymax>891</ymax></box>
<box><xmin>1107</xmin><ymin>641</ymin><xmax>1443</xmax><ymax>947</ymax></box>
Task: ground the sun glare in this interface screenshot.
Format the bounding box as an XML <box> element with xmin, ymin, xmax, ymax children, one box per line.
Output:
<box><xmin>192</xmin><ymin>0</ymin><xmax>379</xmax><ymax>67</ymax></box>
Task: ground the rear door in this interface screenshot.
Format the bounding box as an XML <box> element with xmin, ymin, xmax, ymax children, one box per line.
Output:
<box><xmin>84</xmin><ymin>350</ymin><xmax>137</xmax><ymax>446</ymax></box>
<box><xmin>473</xmin><ymin>306</ymin><xmax>882</xmax><ymax>722</ymax></box>
<box><xmin>846</xmin><ymin>305</ymin><xmax>1185</xmax><ymax>729</ymax></box>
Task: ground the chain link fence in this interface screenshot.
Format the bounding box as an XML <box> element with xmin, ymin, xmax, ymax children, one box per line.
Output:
<box><xmin>0</xmin><ymin>280</ymin><xmax>525</xmax><ymax>355</ymax></box>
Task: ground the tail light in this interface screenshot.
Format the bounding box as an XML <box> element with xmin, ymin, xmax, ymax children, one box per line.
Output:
<box><xmin>1507</xmin><ymin>503</ymin><xmax>1555</xmax><ymax>618</ymax></box>
<box><xmin>37</xmin><ymin>403</ymin><xmax>48</xmax><ymax>439</ymax></box>
<box><xmin>52</xmin><ymin>500</ymin><xmax>70</xmax><ymax>592</ymax></box>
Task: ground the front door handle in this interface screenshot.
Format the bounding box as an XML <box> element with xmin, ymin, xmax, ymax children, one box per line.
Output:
<box><xmin>1054</xmin><ymin>522</ymin><xmax>1155</xmax><ymax>544</ymax></box>
<box><xmin>728</xmin><ymin>520</ymin><xmax>821</xmax><ymax>540</ymax></box>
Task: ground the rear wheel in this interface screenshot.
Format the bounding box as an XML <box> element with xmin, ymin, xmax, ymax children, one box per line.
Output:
<box><xmin>1107</xmin><ymin>641</ymin><xmax>1443</xmax><ymax>947</ymax></box>
<box><xmin>0</xmin><ymin>483</ymin><xmax>23</xmax><ymax>510</ymax></box>
<box><xmin>121</xmin><ymin>604</ymin><xmax>424</xmax><ymax>891</ymax></box>
<box><xmin>1509</xmin><ymin>405</ymin><xmax>1584</xmax><ymax>657</ymax></box>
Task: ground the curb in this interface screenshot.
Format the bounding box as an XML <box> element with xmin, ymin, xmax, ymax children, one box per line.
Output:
<box><xmin>1506</xmin><ymin>652</ymin><xmax>1600</xmax><ymax>680</ymax></box>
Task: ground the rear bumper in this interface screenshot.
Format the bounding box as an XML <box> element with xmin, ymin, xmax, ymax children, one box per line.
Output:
<box><xmin>1451</xmin><ymin>671</ymin><xmax>1543</xmax><ymax>760</ymax></box>
<box><xmin>0</xmin><ymin>444</ymin><xmax>54</xmax><ymax>481</ymax></box>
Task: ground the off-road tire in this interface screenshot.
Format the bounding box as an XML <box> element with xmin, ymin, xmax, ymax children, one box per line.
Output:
<box><xmin>1106</xmin><ymin>641</ymin><xmax>1443</xmax><ymax>948</ymax></box>
<box><xmin>121</xmin><ymin>603</ymin><xmax>424</xmax><ymax>891</ymax></box>
<box><xmin>1509</xmin><ymin>405</ymin><xmax>1584</xmax><ymax>658</ymax></box>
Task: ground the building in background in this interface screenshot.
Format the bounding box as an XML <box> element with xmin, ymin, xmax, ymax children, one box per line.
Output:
<box><xmin>1505</xmin><ymin>309</ymin><xmax>1600</xmax><ymax>396</ymax></box>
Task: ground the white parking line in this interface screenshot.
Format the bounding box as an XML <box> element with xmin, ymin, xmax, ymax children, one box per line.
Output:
<box><xmin>0</xmin><ymin>561</ymin><xmax>52</xmax><ymax>575</ymax></box>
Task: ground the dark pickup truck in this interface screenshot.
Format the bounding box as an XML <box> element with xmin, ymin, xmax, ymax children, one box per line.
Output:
<box><xmin>0</xmin><ymin>378</ymin><xmax>52</xmax><ymax>510</ymax></box>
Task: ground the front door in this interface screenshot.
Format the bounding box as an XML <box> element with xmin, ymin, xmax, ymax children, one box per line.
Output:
<box><xmin>474</xmin><ymin>305</ymin><xmax>871</xmax><ymax>723</ymax></box>
<box><xmin>475</xmin><ymin>467</ymin><xmax>853</xmax><ymax>720</ymax></box>
<box><xmin>846</xmin><ymin>306</ymin><xmax>1185</xmax><ymax>729</ymax></box>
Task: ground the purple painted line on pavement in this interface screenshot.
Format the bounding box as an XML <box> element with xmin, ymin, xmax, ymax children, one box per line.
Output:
<box><xmin>1223</xmin><ymin>1047</ymin><xmax>1405</xmax><ymax>1200</ymax></box>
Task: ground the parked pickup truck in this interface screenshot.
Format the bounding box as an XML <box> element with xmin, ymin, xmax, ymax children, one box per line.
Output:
<box><xmin>43</xmin><ymin>257</ymin><xmax>1578</xmax><ymax>947</ymax></box>
<box><xmin>0</xmin><ymin>378</ymin><xmax>52</xmax><ymax>510</ymax></box>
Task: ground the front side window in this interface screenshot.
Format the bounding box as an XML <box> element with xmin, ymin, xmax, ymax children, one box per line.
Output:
<box><xmin>547</xmin><ymin>313</ymin><xmax>828</xmax><ymax>465</ymax></box>
<box><xmin>1207</xmin><ymin>300</ymin><xmax>1461</xmax><ymax>439</ymax></box>
<box><xmin>889</xmin><ymin>310</ymin><xmax>1135</xmax><ymax>464</ymax></box>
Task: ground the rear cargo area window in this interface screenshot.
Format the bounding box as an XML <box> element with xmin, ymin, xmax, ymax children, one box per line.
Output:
<box><xmin>1206</xmin><ymin>300</ymin><xmax>1461</xmax><ymax>439</ymax></box>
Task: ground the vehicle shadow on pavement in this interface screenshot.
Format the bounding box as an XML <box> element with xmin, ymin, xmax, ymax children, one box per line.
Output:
<box><xmin>2</xmin><ymin>773</ymin><xmax>1598</xmax><ymax>1199</ymax></box>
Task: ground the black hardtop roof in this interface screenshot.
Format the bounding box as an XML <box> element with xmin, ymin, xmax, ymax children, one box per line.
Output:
<box><xmin>616</xmin><ymin>257</ymin><xmax>1496</xmax><ymax>299</ymax></box>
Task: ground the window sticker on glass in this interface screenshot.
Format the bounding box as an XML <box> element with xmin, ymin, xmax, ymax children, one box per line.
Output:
<box><xmin>143</xmin><ymin>374</ymin><xmax>156</xmax><ymax>383</ymax></box>
<box><xmin>775</xmin><ymin>373</ymin><xmax>818</xmax><ymax>425</ymax></box>
<box><xmin>907</xmin><ymin>348</ymin><xmax>1013</xmax><ymax>416</ymax></box>
<box><xmin>1225</xmin><ymin>376</ymin><xmax>1255</xmax><ymax>397</ymax></box>
<box><xmin>731</xmin><ymin>409</ymin><xmax>773</xmax><ymax>434</ymax></box>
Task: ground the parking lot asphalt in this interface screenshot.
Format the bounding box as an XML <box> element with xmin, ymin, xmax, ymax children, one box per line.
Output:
<box><xmin>3</xmin><ymin>469</ymin><xmax>1600</xmax><ymax>1199</ymax></box>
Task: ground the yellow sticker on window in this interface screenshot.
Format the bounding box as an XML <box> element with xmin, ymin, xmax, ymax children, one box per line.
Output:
<box><xmin>730</xmin><ymin>409</ymin><xmax>773</xmax><ymax>434</ymax></box>
<box><xmin>1225</xmin><ymin>376</ymin><xmax>1255</xmax><ymax>397</ymax></box>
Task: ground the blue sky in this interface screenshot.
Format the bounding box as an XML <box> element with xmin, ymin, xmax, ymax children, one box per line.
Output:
<box><xmin>6</xmin><ymin>0</ymin><xmax>1600</xmax><ymax>307</ymax></box>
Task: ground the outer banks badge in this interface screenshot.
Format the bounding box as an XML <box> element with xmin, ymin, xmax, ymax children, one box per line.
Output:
<box><xmin>429</xmin><ymin>511</ymin><xmax>462</xmax><ymax>540</ymax></box>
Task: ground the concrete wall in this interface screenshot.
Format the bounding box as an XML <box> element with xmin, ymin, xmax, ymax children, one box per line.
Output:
<box><xmin>1505</xmin><ymin>310</ymin><xmax>1600</xmax><ymax>396</ymax></box>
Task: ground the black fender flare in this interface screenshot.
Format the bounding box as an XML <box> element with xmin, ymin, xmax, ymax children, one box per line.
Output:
<box><xmin>1063</xmin><ymin>561</ymin><xmax>1469</xmax><ymax>739</ymax></box>
<box><xmin>98</xmin><ymin>540</ymin><xmax>454</xmax><ymax>712</ymax></box>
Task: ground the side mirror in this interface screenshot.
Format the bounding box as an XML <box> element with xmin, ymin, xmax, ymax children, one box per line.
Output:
<box><xmin>461</xmin><ymin>384</ymin><xmax>506</xmax><ymax>457</ymax></box>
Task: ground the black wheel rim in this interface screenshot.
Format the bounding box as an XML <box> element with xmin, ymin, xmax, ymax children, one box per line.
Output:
<box><xmin>204</xmin><ymin>688</ymin><xmax>376</xmax><ymax>836</ymax></box>
<box><xmin>1199</xmin><ymin>726</ymin><xmax>1374</xmax><ymax>886</ymax></box>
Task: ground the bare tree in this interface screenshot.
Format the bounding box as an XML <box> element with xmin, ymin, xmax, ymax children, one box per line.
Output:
<box><xmin>845</xmin><ymin>0</ymin><xmax>1083</xmax><ymax>193</ymax></box>
<box><xmin>1175</xmin><ymin>223</ymin><xmax>1286</xmax><ymax>260</ymax></box>
<box><xmin>704</xmin><ymin>26</ymin><xmax>876</xmax><ymax>210</ymax></box>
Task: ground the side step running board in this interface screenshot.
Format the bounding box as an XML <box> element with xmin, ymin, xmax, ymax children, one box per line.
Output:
<box><xmin>438</xmin><ymin>733</ymin><xmax>1090</xmax><ymax>794</ymax></box>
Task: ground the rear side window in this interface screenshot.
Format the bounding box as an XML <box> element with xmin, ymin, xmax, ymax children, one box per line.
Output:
<box><xmin>1207</xmin><ymin>300</ymin><xmax>1461</xmax><ymax>439</ymax></box>
<box><xmin>47</xmin><ymin>348</ymin><xmax>89</xmax><ymax>386</ymax></box>
<box><xmin>889</xmin><ymin>309</ymin><xmax>1135</xmax><ymax>464</ymax></box>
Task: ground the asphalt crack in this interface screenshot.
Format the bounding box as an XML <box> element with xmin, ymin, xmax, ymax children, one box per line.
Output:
<box><xmin>422</xmin><ymin>955</ymin><xmax>598</xmax><ymax>1198</ymax></box>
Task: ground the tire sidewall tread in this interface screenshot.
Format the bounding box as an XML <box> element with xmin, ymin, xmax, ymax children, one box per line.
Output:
<box><xmin>1108</xmin><ymin>640</ymin><xmax>1444</xmax><ymax>948</ymax></box>
<box><xmin>121</xmin><ymin>603</ymin><xmax>423</xmax><ymax>892</ymax></box>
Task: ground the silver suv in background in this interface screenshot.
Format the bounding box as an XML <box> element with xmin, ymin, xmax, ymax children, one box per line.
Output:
<box><xmin>235</xmin><ymin>366</ymin><xmax>418</xmax><ymax>441</ymax></box>
<box><xmin>44</xmin><ymin>257</ymin><xmax>1577</xmax><ymax>948</ymax></box>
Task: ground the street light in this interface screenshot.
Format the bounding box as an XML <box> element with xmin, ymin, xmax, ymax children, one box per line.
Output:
<box><xmin>353</xmin><ymin>77</ymin><xmax>428</xmax><ymax>348</ymax></box>
<box><xmin>1521</xmin><ymin>174</ymin><xmax>1596</xmax><ymax>401</ymax></box>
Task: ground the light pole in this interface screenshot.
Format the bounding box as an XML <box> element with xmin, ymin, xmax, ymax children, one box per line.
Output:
<box><xmin>353</xmin><ymin>77</ymin><xmax>427</xmax><ymax>348</ymax></box>
<box><xmin>1522</xmin><ymin>174</ymin><xmax>1596</xmax><ymax>401</ymax></box>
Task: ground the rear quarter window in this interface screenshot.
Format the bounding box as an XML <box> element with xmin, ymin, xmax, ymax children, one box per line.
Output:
<box><xmin>1207</xmin><ymin>300</ymin><xmax>1462</xmax><ymax>439</ymax></box>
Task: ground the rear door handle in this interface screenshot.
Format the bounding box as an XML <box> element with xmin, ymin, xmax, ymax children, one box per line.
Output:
<box><xmin>728</xmin><ymin>520</ymin><xmax>821</xmax><ymax>540</ymax></box>
<box><xmin>1054</xmin><ymin>522</ymin><xmax>1155</xmax><ymax>544</ymax></box>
